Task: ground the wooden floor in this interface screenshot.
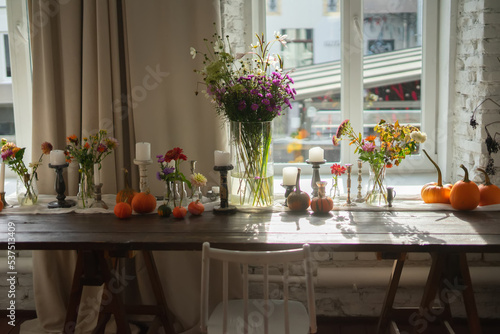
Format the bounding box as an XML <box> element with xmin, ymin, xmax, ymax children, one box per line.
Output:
<box><xmin>2</xmin><ymin>314</ymin><xmax>500</xmax><ymax>333</ymax></box>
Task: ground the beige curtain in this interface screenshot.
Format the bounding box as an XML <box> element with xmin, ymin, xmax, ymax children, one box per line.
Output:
<box><xmin>30</xmin><ymin>0</ymin><xmax>135</xmax><ymax>196</ymax></box>
<box><xmin>24</xmin><ymin>0</ymin><xmax>234</xmax><ymax>333</ymax></box>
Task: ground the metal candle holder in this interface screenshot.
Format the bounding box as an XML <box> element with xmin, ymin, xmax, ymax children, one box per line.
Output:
<box><xmin>344</xmin><ymin>164</ymin><xmax>356</xmax><ymax>206</ymax></box>
<box><xmin>281</xmin><ymin>184</ymin><xmax>295</xmax><ymax>207</ymax></box>
<box><xmin>190</xmin><ymin>160</ymin><xmax>197</xmax><ymax>199</ymax></box>
<box><xmin>355</xmin><ymin>160</ymin><xmax>365</xmax><ymax>203</ymax></box>
<box><xmin>48</xmin><ymin>163</ymin><xmax>76</xmax><ymax>209</ymax></box>
<box><xmin>306</xmin><ymin>159</ymin><xmax>326</xmax><ymax>198</ymax></box>
<box><xmin>134</xmin><ymin>159</ymin><xmax>153</xmax><ymax>192</ymax></box>
<box><xmin>213</xmin><ymin>165</ymin><xmax>236</xmax><ymax>214</ymax></box>
<box><xmin>90</xmin><ymin>183</ymin><xmax>108</xmax><ymax>209</ymax></box>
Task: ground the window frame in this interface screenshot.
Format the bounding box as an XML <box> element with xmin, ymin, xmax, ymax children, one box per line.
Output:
<box><xmin>252</xmin><ymin>0</ymin><xmax>443</xmax><ymax>176</ymax></box>
<box><xmin>6</xmin><ymin>0</ymin><xmax>32</xmax><ymax>160</ymax></box>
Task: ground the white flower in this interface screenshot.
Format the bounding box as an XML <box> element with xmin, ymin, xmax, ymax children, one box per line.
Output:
<box><xmin>251</xmin><ymin>42</ymin><xmax>260</xmax><ymax>49</ymax></box>
<box><xmin>410</xmin><ymin>131</ymin><xmax>427</xmax><ymax>143</ymax></box>
<box><xmin>274</xmin><ymin>31</ymin><xmax>288</xmax><ymax>46</ymax></box>
<box><xmin>190</xmin><ymin>47</ymin><xmax>196</xmax><ymax>59</ymax></box>
<box><xmin>214</xmin><ymin>40</ymin><xmax>224</xmax><ymax>52</ymax></box>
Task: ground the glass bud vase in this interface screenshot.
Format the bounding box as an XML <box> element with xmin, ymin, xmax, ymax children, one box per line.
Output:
<box><xmin>330</xmin><ymin>178</ymin><xmax>341</xmax><ymax>205</ymax></box>
<box><xmin>229</xmin><ymin>121</ymin><xmax>274</xmax><ymax>210</ymax></box>
<box><xmin>165</xmin><ymin>181</ymin><xmax>181</xmax><ymax>209</ymax></box>
<box><xmin>77</xmin><ymin>166</ymin><xmax>94</xmax><ymax>209</ymax></box>
<box><xmin>17</xmin><ymin>173</ymin><xmax>38</xmax><ymax>206</ymax></box>
<box><xmin>365</xmin><ymin>164</ymin><xmax>387</xmax><ymax>206</ymax></box>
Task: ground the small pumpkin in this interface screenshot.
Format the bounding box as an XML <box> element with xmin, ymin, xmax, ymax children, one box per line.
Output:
<box><xmin>114</xmin><ymin>202</ymin><xmax>132</xmax><ymax>219</ymax></box>
<box><xmin>173</xmin><ymin>206</ymin><xmax>187</xmax><ymax>218</ymax></box>
<box><xmin>287</xmin><ymin>168</ymin><xmax>310</xmax><ymax>212</ymax></box>
<box><xmin>420</xmin><ymin>149</ymin><xmax>453</xmax><ymax>204</ymax></box>
<box><xmin>450</xmin><ymin>164</ymin><xmax>480</xmax><ymax>210</ymax></box>
<box><xmin>188</xmin><ymin>200</ymin><xmax>204</xmax><ymax>216</ymax></box>
<box><xmin>311</xmin><ymin>181</ymin><xmax>333</xmax><ymax>214</ymax></box>
<box><xmin>0</xmin><ymin>200</ymin><xmax>3</xmax><ymax>212</ymax></box>
<box><xmin>158</xmin><ymin>204</ymin><xmax>172</xmax><ymax>217</ymax></box>
<box><xmin>116</xmin><ymin>168</ymin><xmax>137</xmax><ymax>205</ymax></box>
<box><xmin>477</xmin><ymin>168</ymin><xmax>500</xmax><ymax>206</ymax></box>
<box><xmin>131</xmin><ymin>191</ymin><xmax>157</xmax><ymax>214</ymax></box>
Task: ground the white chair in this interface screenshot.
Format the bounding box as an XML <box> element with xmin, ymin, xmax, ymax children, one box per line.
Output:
<box><xmin>200</xmin><ymin>242</ymin><xmax>317</xmax><ymax>334</ymax></box>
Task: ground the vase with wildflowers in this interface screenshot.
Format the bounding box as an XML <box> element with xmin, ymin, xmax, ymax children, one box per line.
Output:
<box><xmin>192</xmin><ymin>28</ymin><xmax>295</xmax><ymax>208</ymax></box>
<box><xmin>190</xmin><ymin>172</ymin><xmax>207</xmax><ymax>200</ymax></box>
<box><xmin>66</xmin><ymin>130</ymin><xmax>118</xmax><ymax>208</ymax></box>
<box><xmin>156</xmin><ymin>147</ymin><xmax>192</xmax><ymax>208</ymax></box>
<box><xmin>1</xmin><ymin>139</ymin><xmax>53</xmax><ymax>205</ymax></box>
<box><xmin>335</xmin><ymin>119</ymin><xmax>427</xmax><ymax>206</ymax></box>
<box><xmin>330</xmin><ymin>163</ymin><xmax>346</xmax><ymax>204</ymax></box>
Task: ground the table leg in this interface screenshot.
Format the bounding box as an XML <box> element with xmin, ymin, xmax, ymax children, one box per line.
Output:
<box><xmin>459</xmin><ymin>253</ymin><xmax>482</xmax><ymax>334</ymax></box>
<box><xmin>376</xmin><ymin>253</ymin><xmax>406</xmax><ymax>334</ymax></box>
<box><xmin>64</xmin><ymin>251</ymin><xmax>85</xmax><ymax>334</ymax></box>
<box><xmin>142</xmin><ymin>250</ymin><xmax>177</xmax><ymax>334</ymax></box>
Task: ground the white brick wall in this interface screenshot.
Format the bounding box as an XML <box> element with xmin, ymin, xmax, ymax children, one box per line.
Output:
<box><xmin>454</xmin><ymin>0</ymin><xmax>500</xmax><ymax>183</ymax></box>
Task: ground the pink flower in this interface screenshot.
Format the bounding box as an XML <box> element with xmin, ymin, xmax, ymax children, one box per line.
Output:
<box><xmin>336</xmin><ymin>119</ymin><xmax>350</xmax><ymax>138</ymax></box>
<box><xmin>362</xmin><ymin>141</ymin><xmax>375</xmax><ymax>152</ymax></box>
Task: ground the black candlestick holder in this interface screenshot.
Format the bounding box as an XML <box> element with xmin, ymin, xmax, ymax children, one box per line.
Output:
<box><xmin>213</xmin><ymin>165</ymin><xmax>236</xmax><ymax>214</ymax></box>
<box><xmin>281</xmin><ymin>184</ymin><xmax>295</xmax><ymax>207</ymax></box>
<box><xmin>48</xmin><ymin>163</ymin><xmax>76</xmax><ymax>209</ymax></box>
<box><xmin>306</xmin><ymin>159</ymin><xmax>326</xmax><ymax>198</ymax></box>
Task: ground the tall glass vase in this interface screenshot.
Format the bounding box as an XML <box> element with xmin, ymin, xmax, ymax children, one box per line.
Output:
<box><xmin>229</xmin><ymin>121</ymin><xmax>274</xmax><ymax>209</ymax></box>
<box><xmin>17</xmin><ymin>173</ymin><xmax>38</xmax><ymax>206</ymax></box>
<box><xmin>365</xmin><ymin>164</ymin><xmax>387</xmax><ymax>206</ymax></box>
<box><xmin>330</xmin><ymin>178</ymin><xmax>341</xmax><ymax>205</ymax></box>
<box><xmin>77</xmin><ymin>165</ymin><xmax>94</xmax><ymax>209</ymax></box>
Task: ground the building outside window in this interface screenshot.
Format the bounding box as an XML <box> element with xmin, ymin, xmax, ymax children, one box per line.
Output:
<box><xmin>267</xmin><ymin>0</ymin><xmax>428</xmax><ymax>168</ymax></box>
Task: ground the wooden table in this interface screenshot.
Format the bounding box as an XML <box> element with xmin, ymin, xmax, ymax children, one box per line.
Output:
<box><xmin>1</xmin><ymin>209</ymin><xmax>499</xmax><ymax>333</ymax></box>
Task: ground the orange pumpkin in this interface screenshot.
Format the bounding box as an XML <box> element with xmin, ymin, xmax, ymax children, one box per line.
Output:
<box><xmin>287</xmin><ymin>168</ymin><xmax>310</xmax><ymax>212</ymax></box>
<box><xmin>0</xmin><ymin>200</ymin><xmax>4</xmax><ymax>212</ymax></box>
<box><xmin>421</xmin><ymin>150</ymin><xmax>453</xmax><ymax>203</ymax></box>
<box><xmin>477</xmin><ymin>168</ymin><xmax>500</xmax><ymax>206</ymax></box>
<box><xmin>131</xmin><ymin>191</ymin><xmax>157</xmax><ymax>214</ymax></box>
<box><xmin>116</xmin><ymin>168</ymin><xmax>137</xmax><ymax>205</ymax></box>
<box><xmin>449</xmin><ymin>164</ymin><xmax>480</xmax><ymax>210</ymax></box>
<box><xmin>311</xmin><ymin>181</ymin><xmax>333</xmax><ymax>214</ymax></box>
<box><xmin>114</xmin><ymin>202</ymin><xmax>132</xmax><ymax>219</ymax></box>
<box><xmin>173</xmin><ymin>206</ymin><xmax>187</xmax><ymax>218</ymax></box>
<box><xmin>188</xmin><ymin>200</ymin><xmax>204</xmax><ymax>215</ymax></box>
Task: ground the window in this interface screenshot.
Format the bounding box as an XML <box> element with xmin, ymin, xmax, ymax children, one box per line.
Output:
<box><xmin>267</xmin><ymin>0</ymin><xmax>437</xmax><ymax>173</ymax></box>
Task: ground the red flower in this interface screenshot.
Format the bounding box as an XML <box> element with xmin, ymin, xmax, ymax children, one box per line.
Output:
<box><xmin>97</xmin><ymin>143</ymin><xmax>107</xmax><ymax>153</ymax></box>
<box><xmin>330</xmin><ymin>163</ymin><xmax>347</xmax><ymax>176</ymax></box>
<box><xmin>164</xmin><ymin>147</ymin><xmax>187</xmax><ymax>162</ymax></box>
<box><xmin>386</xmin><ymin>162</ymin><xmax>393</xmax><ymax>168</ymax></box>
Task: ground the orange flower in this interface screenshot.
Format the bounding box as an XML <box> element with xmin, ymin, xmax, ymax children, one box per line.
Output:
<box><xmin>67</xmin><ymin>135</ymin><xmax>78</xmax><ymax>144</ymax></box>
<box><xmin>41</xmin><ymin>142</ymin><xmax>53</xmax><ymax>155</ymax></box>
<box><xmin>386</xmin><ymin>162</ymin><xmax>393</xmax><ymax>168</ymax></box>
<box><xmin>12</xmin><ymin>147</ymin><xmax>20</xmax><ymax>156</ymax></box>
<box><xmin>365</xmin><ymin>135</ymin><xmax>376</xmax><ymax>141</ymax></box>
<box><xmin>84</xmin><ymin>142</ymin><xmax>90</xmax><ymax>149</ymax></box>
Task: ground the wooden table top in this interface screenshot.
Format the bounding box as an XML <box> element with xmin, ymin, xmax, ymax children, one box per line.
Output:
<box><xmin>1</xmin><ymin>209</ymin><xmax>500</xmax><ymax>253</ymax></box>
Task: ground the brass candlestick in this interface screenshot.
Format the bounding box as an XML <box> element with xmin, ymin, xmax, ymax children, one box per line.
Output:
<box><xmin>90</xmin><ymin>183</ymin><xmax>108</xmax><ymax>209</ymax></box>
<box><xmin>344</xmin><ymin>164</ymin><xmax>356</xmax><ymax>206</ymax></box>
<box><xmin>355</xmin><ymin>160</ymin><xmax>365</xmax><ymax>203</ymax></box>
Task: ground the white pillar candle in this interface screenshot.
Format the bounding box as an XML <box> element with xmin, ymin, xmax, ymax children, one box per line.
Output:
<box><xmin>0</xmin><ymin>162</ymin><xmax>5</xmax><ymax>193</ymax></box>
<box><xmin>136</xmin><ymin>142</ymin><xmax>151</xmax><ymax>161</ymax></box>
<box><xmin>94</xmin><ymin>163</ymin><xmax>100</xmax><ymax>185</ymax></box>
<box><xmin>50</xmin><ymin>150</ymin><xmax>66</xmax><ymax>166</ymax></box>
<box><xmin>214</xmin><ymin>150</ymin><xmax>231</xmax><ymax>166</ymax></box>
<box><xmin>212</xmin><ymin>186</ymin><xmax>220</xmax><ymax>194</ymax></box>
<box><xmin>308</xmin><ymin>147</ymin><xmax>324</xmax><ymax>162</ymax></box>
<box><xmin>282</xmin><ymin>167</ymin><xmax>298</xmax><ymax>186</ymax></box>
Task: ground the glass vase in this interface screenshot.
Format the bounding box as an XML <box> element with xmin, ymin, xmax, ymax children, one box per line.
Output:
<box><xmin>229</xmin><ymin>121</ymin><xmax>274</xmax><ymax>210</ymax></box>
<box><xmin>17</xmin><ymin>173</ymin><xmax>38</xmax><ymax>206</ymax></box>
<box><xmin>165</xmin><ymin>181</ymin><xmax>182</xmax><ymax>208</ymax></box>
<box><xmin>77</xmin><ymin>165</ymin><xmax>94</xmax><ymax>209</ymax></box>
<box><xmin>365</xmin><ymin>164</ymin><xmax>387</xmax><ymax>206</ymax></box>
<box><xmin>330</xmin><ymin>178</ymin><xmax>341</xmax><ymax>205</ymax></box>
